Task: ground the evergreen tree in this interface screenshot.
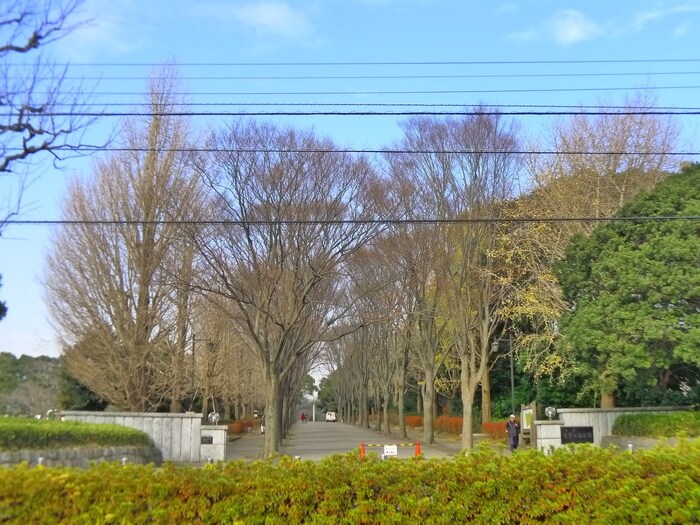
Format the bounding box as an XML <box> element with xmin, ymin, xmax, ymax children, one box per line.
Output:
<box><xmin>556</xmin><ymin>163</ymin><xmax>700</xmax><ymax>406</ymax></box>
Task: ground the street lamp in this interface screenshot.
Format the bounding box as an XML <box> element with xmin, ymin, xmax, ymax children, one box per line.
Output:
<box><xmin>508</xmin><ymin>332</ymin><xmax>515</xmax><ymax>417</ymax></box>
<box><xmin>492</xmin><ymin>336</ymin><xmax>516</xmax><ymax>416</ymax></box>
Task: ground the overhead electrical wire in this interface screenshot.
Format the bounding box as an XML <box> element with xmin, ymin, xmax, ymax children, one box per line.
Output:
<box><xmin>53</xmin><ymin>71</ymin><xmax>700</xmax><ymax>81</ymax></box>
<box><xmin>4</xmin><ymin>216</ymin><xmax>700</xmax><ymax>227</ymax></box>
<box><xmin>44</xmin><ymin>102</ymin><xmax>700</xmax><ymax>110</ymax></box>
<box><xmin>59</xmin><ymin>85</ymin><xmax>700</xmax><ymax>97</ymax></box>
<box><xmin>18</xmin><ymin>109</ymin><xmax>700</xmax><ymax>117</ymax></box>
<box><xmin>25</xmin><ymin>145</ymin><xmax>700</xmax><ymax>156</ymax></box>
<box><xmin>26</xmin><ymin>58</ymin><xmax>700</xmax><ymax>66</ymax></box>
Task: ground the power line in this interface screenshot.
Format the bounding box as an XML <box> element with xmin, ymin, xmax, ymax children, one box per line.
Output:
<box><xmin>42</xmin><ymin>146</ymin><xmax>700</xmax><ymax>156</ymax></box>
<box><xmin>53</xmin><ymin>71</ymin><xmax>700</xmax><ymax>81</ymax></box>
<box><xmin>10</xmin><ymin>109</ymin><xmax>700</xmax><ymax>118</ymax></box>
<box><xmin>5</xmin><ymin>216</ymin><xmax>700</xmax><ymax>227</ymax></box>
<box><xmin>44</xmin><ymin>102</ymin><xmax>700</xmax><ymax>110</ymax></box>
<box><xmin>26</xmin><ymin>58</ymin><xmax>700</xmax><ymax>67</ymax></box>
<box><xmin>68</xmin><ymin>85</ymin><xmax>700</xmax><ymax>96</ymax></box>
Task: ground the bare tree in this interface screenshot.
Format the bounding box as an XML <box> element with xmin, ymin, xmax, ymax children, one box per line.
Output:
<box><xmin>386</xmin><ymin>118</ymin><xmax>458</xmax><ymax>445</ymax></box>
<box><xmin>44</xmin><ymin>68</ymin><xmax>203</xmax><ymax>411</ymax></box>
<box><xmin>190</xmin><ymin>120</ymin><xmax>382</xmax><ymax>456</ymax></box>
<box><xmin>389</xmin><ymin>111</ymin><xmax>521</xmax><ymax>448</ymax></box>
<box><xmin>1</xmin><ymin>0</ymin><xmax>98</xmax><ymax>229</ymax></box>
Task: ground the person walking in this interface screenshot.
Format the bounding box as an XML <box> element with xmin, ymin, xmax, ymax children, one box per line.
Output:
<box><xmin>505</xmin><ymin>414</ymin><xmax>520</xmax><ymax>452</ymax></box>
<box><xmin>300</xmin><ymin>412</ymin><xmax>306</xmax><ymax>424</ymax></box>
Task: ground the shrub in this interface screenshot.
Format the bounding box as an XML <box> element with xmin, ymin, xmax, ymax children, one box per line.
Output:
<box><xmin>482</xmin><ymin>420</ymin><xmax>509</xmax><ymax>441</ymax></box>
<box><xmin>0</xmin><ymin>417</ymin><xmax>151</xmax><ymax>450</ymax></box>
<box><xmin>0</xmin><ymin>441</ymin><xmax>698</xmax><ymax>523</ymax></box>
<box><xmin>404</xmin><ymin>415</ymin><xmax>422</xmax><ymax>428</ymax></box>
<box><xmin>612</xmin><ymin>411</ymin><xmax>700</xmax><ymax>438</ymax></box>
<box><xmin>435</xmin><ymin>415</ymin><xmax>462</xmax><ymax>434</ymax></box>
<box><xmin>227</xmin><ymin>421</ymin><xmax>246</xmax><ymax>435</ymax></box>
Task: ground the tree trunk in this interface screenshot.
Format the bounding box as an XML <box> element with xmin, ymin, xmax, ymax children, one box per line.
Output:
<box><xmin>422</xmin><ymin>369</ymin><xmax>436</xmax><ymax>444</ymax></box>
<box><xmin>600</xmin><ymin>390</ymin><xmax>615</xmax><ymax>408</ymax></box>
<box><xmin>398</xmin><ymin>345</ymin><xmax>408</xmax><ymax>438</ymax></box>
<box><xmin>382</xmin><ymin>386</ymin><xmax>391</xmax><ymax>436</ymax></box>
<box><xmin>201</xmin><ymin>394</ymin><xmax>209</xmax><ymax>425</ymax></box>
<box><xmin>360</xmin><ymin>385</ymin><xmax>370</xmax><ymax>428</ymax></box>
<box><xmin>461</xmin><ymin>362</ymin><xmax>483</xmax><ymax>450</ymax></box>
<box><xmin>263</xmin><ymin>371</ymin><xmax>281</xmax><ymax>457</ymax></box>
<box><xmin>481</xmin><ymin>368</ymin><xmax>491</xmax><ymax>423</ymax></box>
<box><xmin>374</xmin><ymin>385</ymin><xmax>381</xmax><ymax>431</ymax></box>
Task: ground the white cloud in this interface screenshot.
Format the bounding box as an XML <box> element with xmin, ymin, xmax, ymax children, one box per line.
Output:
<box><xmin>54</xmin><ymin>0</ymin><xmax>149</xmax><ymax>61</ymax></box>
<box><xmin>633</xmin><ymin>4</ymin><xmax>700</xmax><ymax>32</ymax></box>
<box><xmin>507</xmin><ymin>9</ymin><xmax>601</xmax><ymax>46</ymax></box>
<box><xmin>231</xmin><ymin>2</ymin><xmax>314</xmax><ymax>39</ymax></box>
<box><xmin>673</xmin><ymin>21</ymin><xmax>691</xmax><ymax>37</ymax></box>
<box><xmin>496</xmin><ymin>2</ymin><xmax>519</xmax><ymax>15</ymax></box>
<box><xmin>547</xmin><ymin>10</ymin><xmax>601</xmax><ymax>45</ymax></box>
<box><xmin>352</xmin><ymin>0</ymin><xmax>435</xmax><ymax>5</ymax></box>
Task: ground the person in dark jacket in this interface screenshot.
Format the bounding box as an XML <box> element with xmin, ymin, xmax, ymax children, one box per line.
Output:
<box><xmin>505</xmin><ymin>414</ymin><xmax>520</xmax><ymax>452</ymax></box>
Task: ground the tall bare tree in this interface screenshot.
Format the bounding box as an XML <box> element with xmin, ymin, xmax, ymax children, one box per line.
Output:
<box><xmin>191</xmin><ymin>120</ymin><xmax>382</xmax><ymax>456</ymax></box>
<box><xmin>443</xmin><ymin>111</ymin><xmax>520</xmax><ymax>448</ymax></box>
<box><xmin>44</xmin><ymin>68</ymin><xmax>203</xmax><ymax>411</ymax></box>
<box><xmin>1</xmin><ymin>0</ymin><xmax>98</xmax><ymax>229</ymax></box>
<box><xmin>389</xmin><ymin>110</ymin><xmax>520</xmax><ymax>448</ymax></box>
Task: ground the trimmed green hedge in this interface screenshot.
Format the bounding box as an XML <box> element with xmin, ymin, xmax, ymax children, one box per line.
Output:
<box><xmin>0</xmin><ymin>417</ymin><xmax>152</xmax><ymax>451</ymax></box>
<box><xmin>1</xmin><ymin>441</ymin><xmax>699</xmax><ymax>524</ymax></box>
<box><xmin>612</xmin><ymin>411</ymin><xmax>700</xmax><ymax>438</ymax></box>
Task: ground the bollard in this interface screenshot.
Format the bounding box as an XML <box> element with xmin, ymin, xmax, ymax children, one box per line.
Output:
<box><xmin>360</xmin><ymin>441</ymin><xmax>365</xmax><ymax>459</ymax></box>
<box><xmin>208</xmin><ymin>457</ymin><xmax>214</xmax><ymax>464</ymax></box>
<box><xmin>627</xmin><ymin>443</ymin><xmax>634</xmax><ymax>453</ymax></box>
<box><xmin>37</xmin><ymin>457</ymin><xmax>44</xmax><ymax>466</ymax></box>
<box><xmin>415</xmin><ymin>441</ymin><xmax>421</xmax><ymax>457</ymax></box>
<box><xmin>121</xmin><ymin>457</ymin><xmax>128</xmax><ymax>466</ymax></box>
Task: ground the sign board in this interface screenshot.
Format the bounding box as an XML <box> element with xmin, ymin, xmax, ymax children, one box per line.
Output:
<box><xmin>521</xmin><ymin>408</ymin><xmax>533</xmax><ymax>431</ymax></box>
<box><xmin>201</xmin><ymin>436</ymin><xmax>214</xmax><ymax>445</ymax></box>
<box><xmin>560</xmin><ymin>426</ymin><xmax>594</xmax><ymax>444</ymax></box>
<box><xmin>383</xmin><ymin>445</ymin><xmax>398</xmax><ymax>457</ymax></box>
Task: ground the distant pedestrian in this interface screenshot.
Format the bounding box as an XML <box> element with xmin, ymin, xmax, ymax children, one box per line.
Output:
<box><xmin>260</xmin><ymin>416</ymin><xmax>265</xmax><ymax>435</ymax></box>
<box><xmin>505</xmin><ymin>414</ymin><xmax>520</xmax><ymax>452</ymax></box>
<box><xmin>300</xmin><ymin>412</ymin><xmax>306</xmax><ymax>424</ymax></box>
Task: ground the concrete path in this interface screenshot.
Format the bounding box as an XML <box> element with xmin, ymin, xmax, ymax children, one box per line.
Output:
<box><xmin>226</xmin><ymin>421</ymin><xmax>497</xmax><ymax>461</ymax></box>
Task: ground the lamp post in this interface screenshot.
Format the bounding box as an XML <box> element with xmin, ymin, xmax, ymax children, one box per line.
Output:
<box><xmin>493</xmin><ymin>337</ymin><xmax>516</xmax><ymax>417</ymax></box>
<box><xmin>509</xmin><ymin>332</ymin><xmax>515</xmax><ymax>417</ymax></box>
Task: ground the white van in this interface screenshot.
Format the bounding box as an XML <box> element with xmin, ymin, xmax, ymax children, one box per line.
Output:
<box><xmin>325</xmin><ymin>411</ymin><xmax>337</xmax><ymax>422</ymax></box>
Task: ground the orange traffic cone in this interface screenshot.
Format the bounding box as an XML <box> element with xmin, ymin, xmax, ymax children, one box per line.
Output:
<box><xmin>415</xmin><ymin>440</ymin><xmax>421</xmax><ymax>457</ymax></box>
<box><xmin>360</xmin><ymin>441</ymin><xmax>365</xmax><ymax>459</ymax></box>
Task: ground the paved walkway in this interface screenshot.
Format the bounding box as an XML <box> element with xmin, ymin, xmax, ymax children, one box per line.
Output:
<box><xmin>226</xmin><ymin>421</ymin><xmax>514</xmax><ymax>461</ymax></box>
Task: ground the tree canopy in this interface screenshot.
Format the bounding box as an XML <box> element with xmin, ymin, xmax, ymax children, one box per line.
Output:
<box><xmin>555</xmin><ymin>163</ymin><xmax>700</xmax><ymax>406</ymax></box>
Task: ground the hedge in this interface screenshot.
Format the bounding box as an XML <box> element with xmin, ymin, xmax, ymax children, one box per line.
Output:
<box><xmin>612</xmin><ymin>411</ymin><xmax>700</xmax><ymax>438</ymax></box>
<box><xmin>1</xmin><ymin>440</ymin><xmax>698</xmax><ymax>523</ymax></box>
<box><xmin>0</xmin><ymin>417</ymin><xmax>152</xmax><ymax>451</ymax></box>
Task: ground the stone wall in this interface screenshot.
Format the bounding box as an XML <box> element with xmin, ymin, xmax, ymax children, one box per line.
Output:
<box><xmin>534</xmin><ymin>406</ymin><xmax>691</xmax><ymax>453</ymax></box>
<box><xmin>0</xmin><ymin>445</ymin><xmax>161</xmax><ymax>468</ymax></box>
<box><xmin>61</xmin><ymin>411</ymin><xmax>227</xmax><ymax>463</ymax></box>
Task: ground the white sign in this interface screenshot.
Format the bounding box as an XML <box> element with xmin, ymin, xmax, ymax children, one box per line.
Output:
<box><xmin>383</xmin><ymin>445</ymin><xmax>398</xmax><ymax>456</ymax></box>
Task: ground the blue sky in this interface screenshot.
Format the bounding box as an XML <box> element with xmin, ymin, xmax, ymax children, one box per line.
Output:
<box><xmin>2</xmin><ymin>0</ymin><xmax>700</xmax><ymax>358</ymax></box>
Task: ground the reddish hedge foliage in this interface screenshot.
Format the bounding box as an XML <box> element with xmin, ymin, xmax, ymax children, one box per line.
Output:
<box><xmin>227</xmin><ymin>418</ymin><xmax>258</xmax><ymax>435</ymax></box>
<box><xmin>482</xmin><ymin>420</ymin><xmax>510</xmax><ymax>441</ymax></box>
<box><xmin>405</xmin><ymin>415</ymin><xmax>423</xmax><ymax>429</ymax></box>
<box><xmin>435</xmin><ymin>416</ymin><xmax>462</xmax><ymax>434</ymax></box>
